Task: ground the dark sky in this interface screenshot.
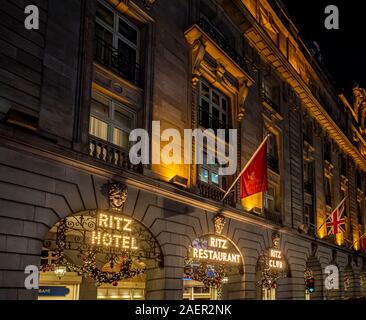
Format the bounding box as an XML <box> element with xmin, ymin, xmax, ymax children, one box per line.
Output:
<box><xmin>282</xmin><ymin>0</ymin><xmax>366</xmax><ymax>92</ymax></box>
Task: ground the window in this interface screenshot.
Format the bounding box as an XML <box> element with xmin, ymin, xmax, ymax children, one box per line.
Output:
<box><xmin>325</xmin><ymin>178</ymin><xmax>332</xmax><ymax>207</ymax></box>
<box><xmin>303</xmin><ymin>120</ymin><xmax>313</xmax><ymax>145</ymax></box>
<box><xmin>95</xmin><ymin>0</ymin><xmax>141</xmax><ymax>85</ymax></box>
<box><xmin>264</xmin><ymin>184</ymin><xmax>276</xmax><ymax>212</ymax></box>
<box><xmin>198</xmin><ymin>153</ymin><xmax>226</xmax><ymax>189</ymax></box>
<box><xmin>267</xmin><ymin>134</ymin><xmax>279</xmax><ymax>173</ymax></box>
<box><xmin>304</xmin><ymin>161</ymin><xmax>314</xmax><ymax>194</ymax></box>
<box><xmin>324</xmin><ymin>140</ymin><xmax>332</xmax><ymax>162</ymax></box>
<box><xmin>262</xmin><ymin>79</ymin><xmax>280</xmax><ymax>112</ymax></box>
<box><xmin>89</xmin><ymin>91</ymin><xmax>135</xmax><ymax>150</ymax></box>
<box><xmin>340</xmin><ymin>155</ymin><xmax>347</xmax><ymax>177</ymax></box>
<box><xmin>198</xmin><ymin>81</ymin><xmax>229</xmax><ymax>131</ymax></box>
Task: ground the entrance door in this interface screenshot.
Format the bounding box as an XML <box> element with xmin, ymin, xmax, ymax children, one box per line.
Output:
<box><xmin>183</xmin><ymin>280</ymin><xmax>218</xmax><ymax>300</ymax></box>
<box><xmin>97</xmin><ymin>274</ymin><xmax>146</xmax><ymax>300</ymax></box>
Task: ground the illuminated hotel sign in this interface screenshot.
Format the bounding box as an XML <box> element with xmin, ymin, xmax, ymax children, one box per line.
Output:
<box><xmin>189</xmin><ymin>235</ymin><xmax>241</xmax><ymax>264</ymax></box>
<box><xmin>91</xmin><ymin>212</ymin><xmax>138</xmax><ymax>250</ymax></box>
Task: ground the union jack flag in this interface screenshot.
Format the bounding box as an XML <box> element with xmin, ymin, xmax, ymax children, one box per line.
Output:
<box><xmin>326</xmin><ymin>198</ymin><xmax>346</xmax><ymax>236</ymax></box>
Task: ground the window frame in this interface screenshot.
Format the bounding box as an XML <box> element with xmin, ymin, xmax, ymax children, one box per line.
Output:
<box><xmin>197</xmin><ymin>80</ymin><xmax>231</xmax><ymax>189</ymax></box>
<box><xmin>89</xmin><ymin>91</ymin><xmax>136</xmax><ymax>150</ymax></box>
<box><xmin>199</xmin><ymin>80</ymin><xmax>229</xmax><ymax>131</ymax></box>
<box><xmin>95</xmin><ymin>0</ymin><xmax>140</xmax><ymax>64</ymax></box>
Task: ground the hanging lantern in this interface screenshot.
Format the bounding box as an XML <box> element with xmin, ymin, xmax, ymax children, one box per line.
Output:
<box><xmin>54</xmin><ymin>265</ymin><xmax>67</xmax><ymax>279</ymax></box>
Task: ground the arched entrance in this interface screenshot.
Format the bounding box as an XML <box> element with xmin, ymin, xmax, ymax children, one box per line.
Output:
<box><xmin>255</xmin><ymin>233</ymin><xmax>290</xmax><ymax>300</ymax></box>
<box><xmin>183</xmin><ymin>230</ymin><xmax>244</xmax><ymax>300</ymax></box>
<box><xmin>342</xmin><ymin>265</ymin><xmax>355</xmax><ymax>299</ymax></box>
<box><xmin>38</xmin><ymin>210</ymin><xmax>163</xmax><ymax>300</ymax></box>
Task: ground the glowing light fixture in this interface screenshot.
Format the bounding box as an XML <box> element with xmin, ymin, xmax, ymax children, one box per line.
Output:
<box><xmin>170</xmin><ymin>175</ymin><xmax>188</xmax><ymax>188</ymax></box>
<box><xmin>54</xmin><ymin>265</ymin><xmax>67</xmax><ymax>279</ymax></box>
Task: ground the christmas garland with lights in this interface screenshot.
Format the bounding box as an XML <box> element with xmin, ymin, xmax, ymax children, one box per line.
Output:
<box><xmin>41</xmin><ymin>218</ymin><xmax>145</xmax><ymax>286</ymax></box>
<box><xmin>184</xmin><ymin>260</ymin><xmax>228</xmax><ymax>289</ymax></box>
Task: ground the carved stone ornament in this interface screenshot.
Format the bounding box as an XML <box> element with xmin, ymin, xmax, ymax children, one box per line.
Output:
<box><xmin>191</xmin><ymin>36</ymin><xmax>206</xmax><ymax>86</ymax></box>
<box><xmin>213</xmin><ymin>214</ymin><xmax>226</xmax><ymax>235</ymax></box>
<box><xmin>238</xmin><ymin>78</ymin><xmax>250</xmax><ymax>122</ymax></box>
<box><xmin>353</xmin><ymin>85</ymin><xmax>366</xmax><ymax>127</ymax></box>
<box><xmin>108</xmin><ymin>182</ymin><xmax>128</xmax><ymax>211</ymax></box>
<box><xmin>272</xmin><ymin>232</ymin><xmax>281</xmax><ymax>249</ymax></box>
<box><xmin>324</xmin><ymin>160</ymin><xmax>334</xmax><ymax>178</ymax></box>
<box><xmin>143</xmin><ymin>0</ymin><xmax>157</xmax><ymax>9</ymax></box>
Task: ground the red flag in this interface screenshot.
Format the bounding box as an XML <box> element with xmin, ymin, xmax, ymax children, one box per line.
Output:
<box><xmin>240</xmin><ymin>141</ymin><xmax>268</xmax><ymax>199</ymax></box>
<box><xmin>361</xmin><ymin>235</ymin><xmax>366</xmax><ymax>252</ymax></box>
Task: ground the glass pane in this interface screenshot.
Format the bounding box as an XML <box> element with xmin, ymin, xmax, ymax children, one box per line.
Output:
<box><xmin>89</xmin><ymin>116</ymin><xmax>108</xmax><ymax>141</ymax></box>
<box><xmin>200</xmin><ymin>100</ymin><xmax>210</xmax><ymax>128</ymax></box>
<box><xmin>212</xmin><ymin>107</ymin><xmax>220</xmax><ymax>129</ymax></box>
<box><xmin>212</xmin><ymin>91</ymin><xmax>220</xmax><ymax>105</ymax></box>
<box><xmin>118</xmin><ymin>40</ymin><xmax>137</xmax><ymax>62</ymax></box>
<box><xmin>222</xmin><ymin>98</ymin><xmax>227</xmax><ymax>112</ymax></box>
<box><xmin>113</xmin><ymin>127</ymin><xmax>129</xmax><ymax>149</ymax></box>
<box><xmin>96</xmin><ymin>2</ymin><xmax>114</xmax><ymax>27</ymax></box>
<box><xmin>119</xmin><ymin>18</ymin><xmax>138</xmax><ymax>45</ymax></box>
<box><xmin>211</xmin><ymin>172</ymin><xmax>219</xmax><ymax>185</ymax></box>
<box><xmin>95</xmin><ymin>23</ymin><xmax>113</xmax><ymax>46</ymax></box>
<box><xmin>91</xmin><ymin>99</ymin><xmax>109</xmax><ymax>119</ymax></box>
<box><xmin>222</xmin><ymin>114</ymin><xmax>227</xmax><ymax>126</ymax></box>
<box><xmin>114</xmin><ymin>109</ymin><xmax>133</xmax><ymax>130</ymax></box>
<box><xmin>201</xmin><ymin>83</ymin><xmax>210</xmax><ymax>99</ymax></box>
<box><xmin>199</xmin><ymin>168</ymin><xmax>209</xmax><ymax>183</ymax></box>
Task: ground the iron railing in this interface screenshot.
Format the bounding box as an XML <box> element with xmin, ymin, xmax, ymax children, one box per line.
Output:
<box><xmin>196</xmin><ymin>17</ymin><xmax>250</xmax><ymax>75</ymax></box>
<box><xmin>94</xmin><ymin>37</ymin><xmax>143</xmax><ymax>87</ymax></box>
<box><xmin>197</xmin><ymin>181</ymin><xmax>235</xmax><ymax>206</ymax></box>
<box><xmin>264</xmin><ymin>210</ymin><xmax>282</xmax><ymax>225</ymax></box>
<box><xmin>261</xmin><ymin>89</ymin><xmax>280</xmax><ymax>114</ymax></box>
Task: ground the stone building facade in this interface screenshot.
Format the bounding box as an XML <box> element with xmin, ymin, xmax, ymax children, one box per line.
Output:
<box><xmin>0</xmin><ymin>0</ymin><xmax>365</xmax><ymax>300</ymax></box>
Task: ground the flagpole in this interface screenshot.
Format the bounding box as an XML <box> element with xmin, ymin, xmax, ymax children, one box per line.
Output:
<box><xmin>348</xmin><ymin>232</ymin><xmax>366</xmax><ymax>250</ymax></box>
<box><xmin>316</xmin><ymin>197</ymin><xmax>346</xmax><ymax>232</ymax></box>
<box><xmin>221</xmin><ymin>134</ymin><xmax>271</xmax><ymax>203</ymax></box>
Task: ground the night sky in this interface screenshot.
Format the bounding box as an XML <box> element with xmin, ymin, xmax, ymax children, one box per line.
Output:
<box><xmin>282</xmin><ymin>0</ymin><xmax>366</xmax><ymax>93</ymax></box>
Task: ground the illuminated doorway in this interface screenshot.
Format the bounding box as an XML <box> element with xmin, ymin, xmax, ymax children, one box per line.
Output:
<box><xmin>38</xmin><ymin>210</ymin><xmax>162</xmax><ymax>300</ymax></box>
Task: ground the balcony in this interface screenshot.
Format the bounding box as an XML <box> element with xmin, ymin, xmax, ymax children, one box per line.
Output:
<box><xmin>196</xmin><ymin>17</ymin><xmax>250</xmax><ymax>75</ymax></box>
<box><xmin>264</xmin><ymin>209</ymin><xmax>282</xmax><ymax>225</ymax></box>
<box><xmin>197</xmin><ymin>181</ymin><xmax>235</xmax><ymax>206</ymax></box>
<box><xmin>261</xmin><ymin>89</ymin><xmax>280</xmax><ymax>114</ymax></box>
<box><xmin>267</xmin><ymin>154</ymin><xmax>279</xmax><ymax>174</ymax></box>
<box><xmin>89</xmin><ymin>136</ymin><xmax>143</xmax><ymax>173</ymax></box>
<box><xmin>185</xmin><ymin>18</ymin><xmax>253</xmax><ymax>82</ymax></box>
<box><xmin>94</xmin><ymin>37</ymin><xmax>143</xmax><ymax>87</ymax></box>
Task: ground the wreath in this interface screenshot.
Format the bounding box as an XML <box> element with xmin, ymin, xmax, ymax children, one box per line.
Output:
<box><xmin>184</xmin><ymin>261</ymin><xmax>228</xmax><ymax>289</ymax></box>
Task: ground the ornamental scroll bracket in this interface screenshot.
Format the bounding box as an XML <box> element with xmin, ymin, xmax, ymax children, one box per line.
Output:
<box><xmin>238</xmin><ymin>78</ymin><xmax>250</xmax><ymax>122</ymax></box>
<box><xmin>143</xmin><ymin>0</ymin><xmax>158</xmax><ymax>9</ymax></box>
<box><xmin>191</xmin><ymin>36</ymin><xmax>207</xmax><ymax>87</ymax></box>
